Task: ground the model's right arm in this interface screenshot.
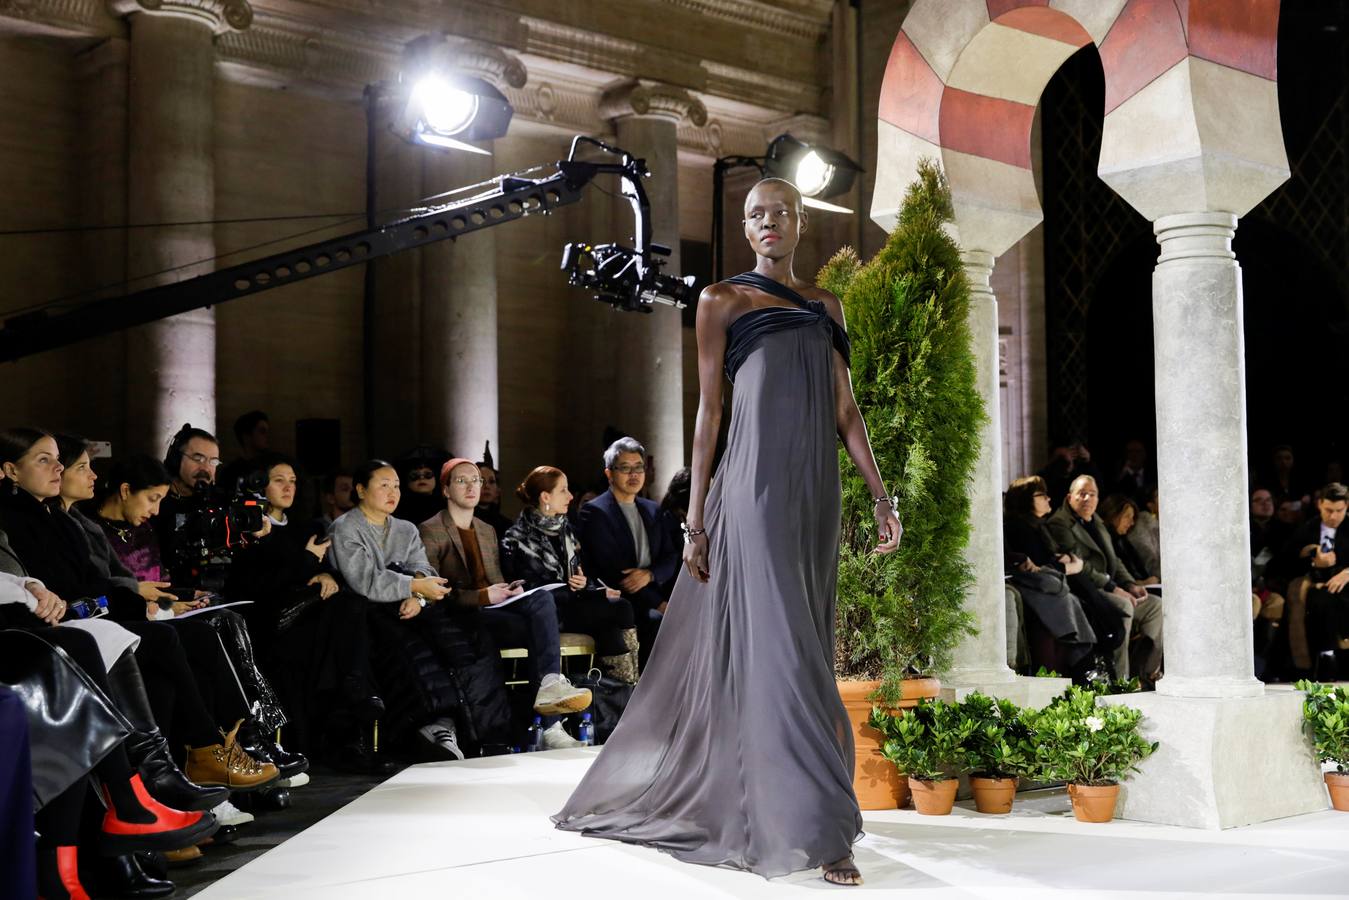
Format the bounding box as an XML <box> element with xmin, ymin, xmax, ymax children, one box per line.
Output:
<box><xmin>683</xmin><ymin>284</ymin><xmax>733</xmax><ymax>581</ymax></box>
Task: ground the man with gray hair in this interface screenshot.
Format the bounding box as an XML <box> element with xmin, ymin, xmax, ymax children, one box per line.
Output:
<box><xmin>577</xmin><ymin>436</ymin><xmax>680</xmax><ymax>666</ymax></box>
<box><xmin>1047</xmin><ymin>474</ymin><xmax>1164</xmax><ymax>683</ymax></box>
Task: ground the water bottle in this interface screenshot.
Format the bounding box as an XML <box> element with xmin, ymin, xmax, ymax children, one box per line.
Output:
<box><xmin>529</xmin><ymin>716</ymin><xmax>546</xmax><ymax>752</ymax></box>
<box><xmin>578</xmin><ymin>712</ymin><xmax>595</xmax><ymax>746</ymax></box>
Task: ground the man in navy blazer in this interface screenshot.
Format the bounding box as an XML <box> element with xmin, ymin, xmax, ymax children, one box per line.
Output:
<box><xmin>577</xmin><ymin>437</ymin><xmax>680</xmax><ymax>666</ymax></box>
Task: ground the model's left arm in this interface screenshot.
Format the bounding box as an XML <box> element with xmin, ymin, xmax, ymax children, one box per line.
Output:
<box><xmin>821</xmin><ymin>291</ymin><xmax>902</xmax><ymax>555</ymax></box>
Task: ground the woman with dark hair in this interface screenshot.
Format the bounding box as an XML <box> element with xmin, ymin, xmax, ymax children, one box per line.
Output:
<box><xmin>329</xmin><ymin>459</ymin><xmax>485</xmax><ymax>760</ymax></box>
<box><xmin>502</xmin><ymin>466</ymin><xmax>638</xmax><ymax>683</ymax></box>
<box><xmin>227</xmin><ymin>456</ymin><xmax>377</xmax><ymax>752</ymax></box>
<box><xmin>392</xmin><ymin>447</ymin><xmax>447</xmax><ymax>525</ymax></box>
<box><xmin>1099</xmin><ymin>494</ymin><xmax>1160</xmax><ymax>588</ymax></box>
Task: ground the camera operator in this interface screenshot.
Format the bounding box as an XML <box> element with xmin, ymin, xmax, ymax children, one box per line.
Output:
<box><xmin>155</xmin><ymin>424</ymin><xmax>271</xmax><ymax>593</ymax></box>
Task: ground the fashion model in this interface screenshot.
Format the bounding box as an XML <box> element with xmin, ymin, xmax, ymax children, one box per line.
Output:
<box><xmin>553</xmin><ymin>178</ymin><xmax>901</xmax><ymax>886</ymax></box>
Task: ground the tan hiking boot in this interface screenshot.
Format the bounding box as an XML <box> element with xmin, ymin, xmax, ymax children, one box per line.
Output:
<box><xmin>185</xmin><ymin>721</ymin><xmax>280</xmax><ymax>792</ymax></box>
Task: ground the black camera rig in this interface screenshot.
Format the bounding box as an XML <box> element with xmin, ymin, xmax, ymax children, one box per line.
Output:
<box><xmin>0</xmin><ymin>136</ymin><xmax>693</xmax><ymax>361</ymax></box>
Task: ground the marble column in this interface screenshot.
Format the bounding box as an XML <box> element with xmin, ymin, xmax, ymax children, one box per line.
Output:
<box><xmin>1099</xmin><ymin>212</ymin><xmax>1325</xmax><ymax>828</ymax></box>
<box><xmin>601</xmin><ymin>81</ymin><xmax>703</xmax><ymax>485</ymax></box>
<box><xmin>114</xmin><ymin>0</ymin><xmax>251</xmax><ymax>453</ymax></box>
<box><xmin>419</xmin><ymin>146</ymin><xmax>500</xmax><ymax>459</ymax></box>
<box><xmin>941</xmin><ymin>252</ymin><xmax>1067</xmax><ymax>708</ymax></box>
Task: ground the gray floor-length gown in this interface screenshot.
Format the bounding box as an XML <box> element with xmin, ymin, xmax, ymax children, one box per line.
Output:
<box><xmin>552</xmin><ymin>272</ymin><xmax>862</xmax><ymax>878</ymax></box>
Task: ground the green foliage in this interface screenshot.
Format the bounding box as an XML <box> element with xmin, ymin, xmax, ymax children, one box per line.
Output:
<box><xmin>1296</xmin><ymin>680</ymin><xmax>1349</xmax><ymax>772</ymax></box>
<box><xmin>870</xmin><ymin>698</ymin><xmax>973</xmax><ymax>782</ymax></box>
<box><xmin>958</xmin><ymin>692</ymin><xmax>1036</xmax><ymax>779</ymax></box>
<box><xmin>819</xmin><ymin>158</ymin><xmax>979</xmax><ymax>700</ymax></box>
<box><xmin>1034</xmin><ymin>666</ymin><xmax>1061</xmax><ymax>678</ymax></box>
<box><xmin>1030</xmin><ymin>686</ymin><xmax>1157</xmax><ymax>786</ymax></box>
<box><xmin>1079</xmin><ymin>676</ymin><xmax>1142</xmax><ymax>697</ymax></box>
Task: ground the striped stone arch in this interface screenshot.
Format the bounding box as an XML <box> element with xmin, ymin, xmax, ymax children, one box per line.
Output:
<box><xmin>872</xmin><ymin>0</ymin><xmax>1288</xmax><ymax>254</ymax></box>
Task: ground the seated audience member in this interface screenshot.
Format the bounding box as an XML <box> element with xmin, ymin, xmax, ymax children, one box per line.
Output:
<box><xmin>90</xmin><ymin>453</ymin><xmax>286</xmax><ymax>788</ymax></box>
<box><xmin>329</xmin><ymin>459</ymin><xmax>500</xmax><ymax>760</ymax></box>
<box><xmin>1127</xmin><ymin>486</ymin><xmax>1161</xmax><ymax>581</ymax></box>
<box><xmin>577</xmin><ymin>438</ymin><xmax>680</xmax><ymax>665</ymax></box>
<box><xmin>1099</xmin><ymin>495</ymin><xmax>1160</xmax><ymax>587</ymax></box>
<box><xmin>474</xmin><ymin>458</ymin><xmax>513</xmax><ymax>540</ymax></box>
<box><xmin>316</xmin><ymin>469</ymin><xmax>355</xmax><ymax>531</ymax></box>
<box><xmin>1261</xmin><ymin>444</ymin><xmax>1313</xmax><ymax>509</ymax></box>
<box><xmin>392</xmin><ymin>447</ymin><xmax>446</xmax><ymax>525</ymax></box>
<box><xmin>218</xmin><ymin>409</ymin><xmax>270</xmax><ymax>493</ymax></box>
<box><xmin>226</xmin><ymin>456</ymin><xmax>378</xmax><ymax>752</ymax></box>
<box><xmin>1110</xmin><ymin>438</ymin><xmax>1156</xmax><ymax>506</ymax></box>
<box><xmin>1047</xmin><ymin>475</ymin><xmax>1163</xmax><ymax>684</ymax></box>
<box><xmin>502</xmin><ymin>466</ymin><xmax>640</xmax><ymax>684</ymax></box>
<box><xmin>659</xmin><ymin>467</ymin><xmax>692</xmax><ymax>558</ymax></box>
<box><xmin>1037</xmin><ymin>440</ymin><xmax>1101</xmax><ymax>510</ymax></box>
<box><xmin>1278</xmin><ymin>482</ymin><xmax>1349</xmax><ymax>677</ymax></box>
<box><xmin>1002</xmin><ymin>476</ymin><xmax>1120</xmax><ymax>679</ymax></box>
<box><xmin>1250</xmin><ymin>487</ymin><xmax>1289</xmax><ymax>660</ymax></box>
<box><xmin>419</xmin><ymin>458</ymin><xmax>591</xmax><ymax>749</ymax></box>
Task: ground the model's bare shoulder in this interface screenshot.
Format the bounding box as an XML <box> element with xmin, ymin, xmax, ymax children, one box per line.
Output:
<box><xmin>698</xmin><ymin>281</ymin><xmax>751</xmax><ymax>325</ymax></box>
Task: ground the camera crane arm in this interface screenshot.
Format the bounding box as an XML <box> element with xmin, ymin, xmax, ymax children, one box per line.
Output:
<box><xmin>0</xmin><ymin>135</ymin><xmax>692</xmax><ymax>363</ymax></box>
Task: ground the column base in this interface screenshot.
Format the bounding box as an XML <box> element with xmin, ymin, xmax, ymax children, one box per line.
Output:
<box><xmin>1099</xmin><ymin>691</ymin><xmax>1325</xmax><ymax>829</ymax></box>
<box><xmin>940</xmin><ymin>671</ymin><xmax>1070</xmax><ymax>709</ymax></box>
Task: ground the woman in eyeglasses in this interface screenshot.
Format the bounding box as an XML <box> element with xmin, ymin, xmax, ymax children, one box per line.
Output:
<box><xmin>392</xmin><ymin>448</ymin><xmax>447</xmax><ymax>525</ymax></box>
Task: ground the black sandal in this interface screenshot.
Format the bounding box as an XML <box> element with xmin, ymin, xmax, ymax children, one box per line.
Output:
<box><xmin>822</xmin><ymin>856</ymin><xmax>863</xmax><ymax>886</ymax></box>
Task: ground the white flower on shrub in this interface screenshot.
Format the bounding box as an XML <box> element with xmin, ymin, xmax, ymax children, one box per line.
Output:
<box><xmin>1085</xmin><ymin>716</ymin><xmax>1104</xmax><ymax>733</ymax></box>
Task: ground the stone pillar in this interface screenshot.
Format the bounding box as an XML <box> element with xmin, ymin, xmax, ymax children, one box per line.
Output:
<box><xmin>415</xmin><ymin>42</ymin><xmax>523</xmax><ymax>459</ymax></box>
<box><xmin>941</xmin><ymin>252</ymin><xmax>1066</xmax><ymax>708</ymax></box>
<box><xmin>1099</xmin><ymin>212</ymin><xmax>1325</xmax><ymax>828</ymax></box>
<box><xmin>114</xmin><ymin>0</ymin><xmax>252</xmax><ymax>452</ymax></box>
<box><xmin>601</xmin><ymin>81</ymin><xmax>703</xmax><ymax>484</ymax></box>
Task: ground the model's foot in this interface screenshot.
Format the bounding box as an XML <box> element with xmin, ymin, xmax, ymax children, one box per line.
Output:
<box><xmin>822</xmin><ymin>856</ymin><xmax>862</xmax><ymax>886</ymax></box>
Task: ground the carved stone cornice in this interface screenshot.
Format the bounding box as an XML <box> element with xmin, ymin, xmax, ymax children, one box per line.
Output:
<box><xmin>600</xmin><ymin>79</ymin><xmax>708</xmax><ymax>128</ymax></box>
<box><xmin>0</xmin><ymin>0</ymin><xmax>118</xmax><ymax>37</ymax></box>
<box><xmin>663</xmin><ymin>0</ymin><xmax>830</xmax><ymax>42</ymax></box>
<box><xmin>108</xmin><ymin>0</ymin><xmax>252</xmax><ymax>33</ymax></box>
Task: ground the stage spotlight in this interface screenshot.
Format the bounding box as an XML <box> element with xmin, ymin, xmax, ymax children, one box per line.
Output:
<box><xmin>392</xmin><ymin>71</ymin><xmax>513</xmax><ymax>153</ymax></box>
<box><xmin>764</xmin><ymin>133</ymin><xmax>862</xmax><ymax>209</ymax></box>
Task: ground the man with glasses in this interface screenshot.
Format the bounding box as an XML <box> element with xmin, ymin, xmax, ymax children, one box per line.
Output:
<box><xmin>577</xmin><ymin>437</ymin><xmax>680</xmax><ymax>665</ymax></box>
<box><xmin>1047</xmin><ymin>474</ymin><xmax>1164</xmax><ymax>682</ymax></box>
<box><xmin>418</xmin><ymin>458</ymin><xmax>592</xmax><ymax>736</ymax></box>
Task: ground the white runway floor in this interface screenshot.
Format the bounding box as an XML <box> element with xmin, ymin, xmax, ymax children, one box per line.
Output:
<box><xmin>196</xmin><ymin>749</ymin><xmax>1349</xmax><ymax>899</ymax></box>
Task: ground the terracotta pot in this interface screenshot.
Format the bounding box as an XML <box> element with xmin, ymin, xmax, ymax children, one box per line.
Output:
<box><xmin>969</xmin><ymin>775</ymin><xmax>1018</xmax><ymax>814</ymax></box>
<box><xmin>837</xmin><ymin>677</ymin><xmax>940</xmax><ymax>810</ymax></box>
<box><xmin>1067</xmin><ymin>783</ymin><xmax>1120</xmax><ymax>823</ymax></box>
<box><xmin>909</xmin><ymin>777</ymin><xmax>959</xmax><ymax>815</ymax></box>
<box><xmin>1325</xmin><ymin>772</ymin><xmax>1349</xmax><ymax>811</ymax></box>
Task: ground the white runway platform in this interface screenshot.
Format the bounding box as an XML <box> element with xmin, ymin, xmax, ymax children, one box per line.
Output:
<box><xmin>197</xmin><ymin>749</ymin><xmax>1349</xmax><ymax>899</ymax></box>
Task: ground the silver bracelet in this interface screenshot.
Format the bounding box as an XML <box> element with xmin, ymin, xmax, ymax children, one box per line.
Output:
<box><xmin>873</xmin><ymin>495</ymin><xmax>895</xmax><ymax>506</ymax></box>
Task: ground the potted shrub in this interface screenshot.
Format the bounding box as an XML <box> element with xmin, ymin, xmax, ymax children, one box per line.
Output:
<box><xmin>1295</xmin><ymin>680</ymin><xmax>1349</xmax><ymax>810</ymax></box>
<box><xmin>959</xmin><ymin>692</ymin><xmax>1034</xmax><ymax>814</ymax></box>
<box><xmin>819</xmin><ymin>160</ymin><xmax>979</xmax><ymax>809</ymax></box>
<box><xmin>1030</xmin><ymin>686</ymin><xmax>1157</xmax><ymax>823</ymax></box>
<box><xmin>871</xmin><ymin>698</ymin><xmax>972</xmax><ymax>815</ymax></box>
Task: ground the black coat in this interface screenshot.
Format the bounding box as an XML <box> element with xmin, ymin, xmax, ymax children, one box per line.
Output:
<box><xmin>576</xmin><ymin>490</ymin><xmax>680</xmax><ymax>598</ymax></box>
<box><xmin>1277</xmin><ymin>517</ymin><xmax>1349</xmax><ymax>580</ymax></box>
<box><xmin>1003</xmin><ymin>514</ymin><xmax>1063</xmax><ymax>572</ymax></box>
<box><xmin>0</xmin><ymin>489</ymin><xmax>141</xmax><ymax>618</ymax></box>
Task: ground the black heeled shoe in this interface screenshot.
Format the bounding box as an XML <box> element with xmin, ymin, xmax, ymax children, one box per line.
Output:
<box><xmin>92</xmin><ymin>852</ymin><xmax>176</xmax><ymax>899</ymax></box>
<box><xmin>237</xmin><ymin>721</ymin><xmax>309</xmax><ymax>780</ymax></box>
<box><xmin>125</xmin><ymin>728</ymin><xmax>230</xmax><ymax>812</ymax></box>
<box><xmin>342</xmin><ymin>675</ymin><xmax>385</xmax><ymax>724</ymax></box>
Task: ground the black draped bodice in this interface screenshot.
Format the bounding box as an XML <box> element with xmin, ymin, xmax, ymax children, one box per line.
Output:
<box><xmin>722</xmin><ymin>272</ymin><xmax>850</xmax><ymax>382</ymax></box>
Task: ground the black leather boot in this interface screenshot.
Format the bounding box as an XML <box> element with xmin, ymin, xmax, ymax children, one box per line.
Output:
<box><xmin>237</xmin><ymin>720</ymin><xmax>309</xmax><ymax>780</ymax></box>
<box><xmin>91</xmin><ymin>852</ymin><xmax>176</xmax><ymax>899</ymax></box>
<box><xmin>108</xmin><ymin>655</ymin><xmax>229</xmax><ymax>812</ymax></box>
<box><xmin>37</xmin><ymin>845</ymin><xmax>90</xmax><ymax>900</ymax></box>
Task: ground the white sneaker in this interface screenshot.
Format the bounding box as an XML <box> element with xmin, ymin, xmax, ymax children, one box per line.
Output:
<box><xmin>541</xmin><ymin>720</ymin><xmax>586</xmax><ymax>750</ymax></box>
<box><xmin>212</xmin><ymin>798</ymin><xmax>254</xmax><ymax>827</ymax></box>
<box><xmin>277</xmin><ymin>771</ymin><xmax>310</xmax><ymax>788</ymax></box>
<box><xmin>418</xmin><ymin>718</ymin><xmax>466</xmax><ymax>760</ymax></box>
<box><xmin>533</xmin><ymin>674</ymin><xmax>593</xmax><ymax>715</ymax></box>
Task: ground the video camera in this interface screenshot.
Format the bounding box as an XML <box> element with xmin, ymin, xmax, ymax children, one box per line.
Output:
<box><xmin>167</xmin><ymin>471</ymin><xmax>268</xmax><ymax>590</ymax></box>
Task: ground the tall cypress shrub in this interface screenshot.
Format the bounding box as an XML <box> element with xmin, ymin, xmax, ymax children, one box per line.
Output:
<box><xmin>818</xmin><ymin>159</ymin><xmax>980</xmax><ymax>704</ymax></box>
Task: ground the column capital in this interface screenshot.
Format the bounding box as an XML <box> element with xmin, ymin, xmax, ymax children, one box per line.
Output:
<box><xmin>960</xmin><ymin>249</ymin><xmax>995</xmax><ymax>301</ymax></box>
<box><xmin>599</xmin><ymin>79</ymin><xmax>708</xmax><ymax>127</ymax></box>
<box><xmin>107</xmin><ymin>0</ymin><xmax>252</xmax><ymax>33</ymax></box>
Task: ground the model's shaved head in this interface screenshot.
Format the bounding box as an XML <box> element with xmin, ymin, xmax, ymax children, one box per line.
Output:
<box><xmin>744</xmin><ymin>177</ymin><xmax>803</xmax><ymax>215</ymax></box>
